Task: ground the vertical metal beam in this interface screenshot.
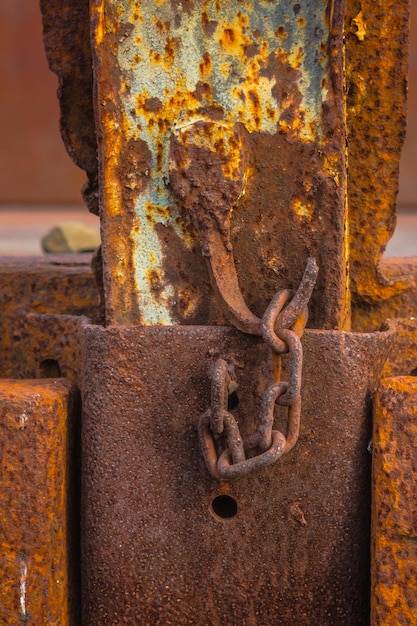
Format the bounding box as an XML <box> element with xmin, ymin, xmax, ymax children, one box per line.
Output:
<box><xmin>345</xmin><ymin>0</ymin><xmax>414</xmax><ymax>303</ymax></box>
<box><xmin>91</xmin><ymin>0</ymin><xmax>349</xmax><ymax>329</ymax></box>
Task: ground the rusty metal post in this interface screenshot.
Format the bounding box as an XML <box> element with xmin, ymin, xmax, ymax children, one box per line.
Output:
<box><xmin>0</xmin><ymin>379</ymin><xmax>80</xmax><ymax>625</ymax></box>
<box><xmin>74</xmin><ymin>2</ymin><xmax>409</xmax><ymax>624</ymax></box>
<box><xmin>90</xmin><ymin>0</ymin><xmax>350</xmax><ymax>330</ymax></box>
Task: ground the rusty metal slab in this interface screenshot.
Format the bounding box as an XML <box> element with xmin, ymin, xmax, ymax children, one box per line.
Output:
<box><xmin>0</xmin><ymin>312</ymin><xmax>86</xmax><ymax>384</ymax></box>
<box><xmin>351</xmin><ymin>257</ymin><xmax>417</xmax><ymax>333</ymax></box>
<box><xmin>345</xmin><ymin>0</ymin><xmax>414</xmax><ymax>304</ymax></box>
<box><xmin>372</xmin><ymin>377</ymin><xmax>417</xmax><ymax>625</ymax></box>
<box><xmin>81</xmin><ymin>324</ymin><xmax>393</xmax><ymax>625</ymax></box>
<box><xmin>91</xmin><ymin>0</ymin><xmax>349</xmax><ymax>330</ymax></box>
<box><xmin>0</xmin><ymin>379</ymin><xmax>80</xmax><ymax>625</ymax></box>
<box><xmin>0</xmin><ymin>255</ymin><xmax>98</xmax><ymax>319</ymax></box>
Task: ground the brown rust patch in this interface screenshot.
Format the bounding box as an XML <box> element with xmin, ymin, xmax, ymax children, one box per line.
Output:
<box><xmin>169</xmin><ymin>120</ymin><xmax>247</xmax><ymax>253</ymax></box>
<box><xmin>380</xmin><ymin>317</ymin><xmax>417</xmax><ymax>379</ymax></box>
<box><xmin>199</xmin><ymin>51</ymin><xmax>212</xmax><ymax>79</ymax></box>
<box><xmin>154</xmin><ymin>222</ymin><xmax>226</xmax><ymax>325</ymax></box>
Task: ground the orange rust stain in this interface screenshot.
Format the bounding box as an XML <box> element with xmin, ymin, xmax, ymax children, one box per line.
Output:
<box><xmin>292</xmin><ymin>198</ymin><xmax>314</xmax><ymax>220</ymax></box>
<box><xmin>266</xmin><ymin>107</ymin><xmax>277</xmax><ymax>121</ymax></box>
<box><xmin>149</xmin><ymin>50</ymin><xmax>163</xmax><ymax>64</ymax></box>
<box><xmin>199</xmin><ymin>52</ymin><xmax>212</xmax><ymax>79</ymax></box>
<box><xmin>147</xmin><ymin>268</ymin><xmax>163</xmax><ymax>291</ymax></box>
<box><xmin>145</xmin><ymin>201</ymin><xmax>171</xmax><ymax>220</ymax></box>
<box><xmin>216</xmin><ymin>16</ymin><xmax>252</xmax><ymax>55</ymax></box>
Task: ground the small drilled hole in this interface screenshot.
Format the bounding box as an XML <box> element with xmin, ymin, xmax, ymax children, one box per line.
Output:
<box><xmin>410</xmin><ymin>367</ymin><xmax>417</xmax><ymax>376</ymax></box>
<box><xmin>227</xmin><ymin>391</ymin><xmax>239</xmax><ymax>411</ymax></box>
<box><xmin>39</xmin><ymin>359</ymin><xmax>61</xmax><ymax>378</ymax></box>
<box><xmin>211</xmin><ymin>495</ymin><xmax>238</xmax><ymax>519</ymax></box>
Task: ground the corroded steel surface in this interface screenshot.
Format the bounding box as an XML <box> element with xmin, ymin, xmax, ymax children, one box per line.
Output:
<box><xmin>40</xmin><ymin>0</ymin><xmax>98</xmax><ymax>214</ymax></box>
<box><xmin>92</xmin><ymin>0</ymin><xmax>349</xmax><ymax>329</ymax></box>
<box><xmin>345</xmin><ymin>0</ymin><xmax>414</xmax><ymax>303</ymax></box>
<box><xmin>351</xmin><ymin>258</ymin><xmax>417</xmax><ymax>332</ymax></box>
<box><xmin>380</xmin><ymin>317</ymin><xmax>417</xmax><ymax>378</ymax></box>
<box><xmin>0</xmin><ymin>256</ymin><xmax>98</xmax><ymax>385</ymax></box>
<box><xmin>0</xmin><ymin>255</ymin><xmax>98</xmax><ymax>318</ymax></box>
<box><xmin>0</xmin><ymin>312</ymin><xmax>86</xmax><ymax>384</ymax></box>
<box><xmin>372</xmin><ymin>378</ymin><xmax>417</xmax><ymax>625</ymax></box>
<box><xmin>0</xmin><ymin>379</ymin><xmax>80</xmax><ymax>625</ymax></box>
<box><xmin>81</xmin><ymin>324</ymin><xmax>393</xmax><ymax>625</ymax></box>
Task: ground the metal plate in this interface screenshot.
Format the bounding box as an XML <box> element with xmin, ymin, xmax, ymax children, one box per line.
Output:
<box><xmin>81</xmin><ymin>324</ymin><xmax>393</xmax><ymax>624</ymax></box>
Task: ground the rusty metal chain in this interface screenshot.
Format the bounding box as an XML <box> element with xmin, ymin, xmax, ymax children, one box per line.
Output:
<box><xmin>199</xmin><ymin>257</ymin><xmax>318</xmax><ymax>479</ymax></box>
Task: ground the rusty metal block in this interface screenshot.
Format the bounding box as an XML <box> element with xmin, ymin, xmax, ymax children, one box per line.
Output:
<box><xmin>81</xmin><ymin>324</ymin><xmax>393</xmax><ymax>625</ymax></box>
<box><xmin>0</xmin><ymin>255</ymin><xmax>98</xmax><ymax>384</ymax></box>
<box><xmin>0</xmin><ymin>379</ymin><xmax>80</xmax><ymax>625</ymax></box>
<box><xmin>372</xmin><ymin>377</ymin><xmax>417</xmax><ymax>625</ymax></box>
<box><xmin>0</xmin><ymin>312</ymin><xmax>86</xmax><ymax>384</ymax></box>
<box><xmin>0</xmin><ymin>255</ymin><xmax>98</xmax><ymax>318</ymax></box>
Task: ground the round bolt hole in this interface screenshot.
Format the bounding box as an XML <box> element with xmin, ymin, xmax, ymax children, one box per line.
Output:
<box><xmin>39</xmin><ymin>359</ymin><xmax>61</xmax><ymax>378</ymax></box>
<box><xmin>211</xmin><ymin>494</ymin><xmax>238</xmax><ymax>520</ymax></box>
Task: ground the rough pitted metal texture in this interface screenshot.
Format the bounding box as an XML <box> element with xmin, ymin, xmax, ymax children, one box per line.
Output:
<box><xmin>345</xmin><ymin>0</ymin><xmax>414</xmax><ymax>303</ymax></box>
<box><xmin>81</xmin><ymin>324</ymin><xmax>393</xmax><ymax>625</ymax></box>
<box><xmin>372</xmin><ymin>378</ymin><xmax>417</xmax><ymax>625</ymax></box>
<box><xmin>0</xmin><ymin>379</ymin><xmax>80</xmax><ymax>625</ymax></box>
<box><xmin>380</xmin><ymin>317</ymin><xmax>417</xmax><ymax>379</ymax></box>
<box><xmin>0</xmin><ymin>312</ymin><xmax>87</xmax><ymax>384</ymax></box>
<box><xmin>0</xmin><ymin>255</ymin><xmax>98</xmax><ymax>384</ymax></box>
<box><xmin>0</xmin><ymin>255</ymin><xmax>98</xmax><ymax>318</ymax></box>
<box><xmin>351</xmin><ymin>258</ymin><xmax>417</xmax><ymax>333</ymax></box>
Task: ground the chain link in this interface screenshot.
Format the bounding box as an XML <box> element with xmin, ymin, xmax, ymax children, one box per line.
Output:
<box><xmin>198</xmin><ymin>257</ymin><xmax>318</xmax><ymax>479</ymax></box>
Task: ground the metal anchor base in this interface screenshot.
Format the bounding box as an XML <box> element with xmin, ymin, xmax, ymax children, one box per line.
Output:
<box><xmin>81</xmin><ymin>324</ymin><xmax>393</xmax><ymax>625</ymax></box>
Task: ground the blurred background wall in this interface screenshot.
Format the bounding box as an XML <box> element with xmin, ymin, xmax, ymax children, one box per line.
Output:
<box><xmin>0</xmin><ymin>0</ymin><xmax>85</xmax><ymax>205</ymax></box>
<box><xmin>0</xmin><ymin>0</ymin><xmax>415</xmax><ymax>209</ymax></box>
